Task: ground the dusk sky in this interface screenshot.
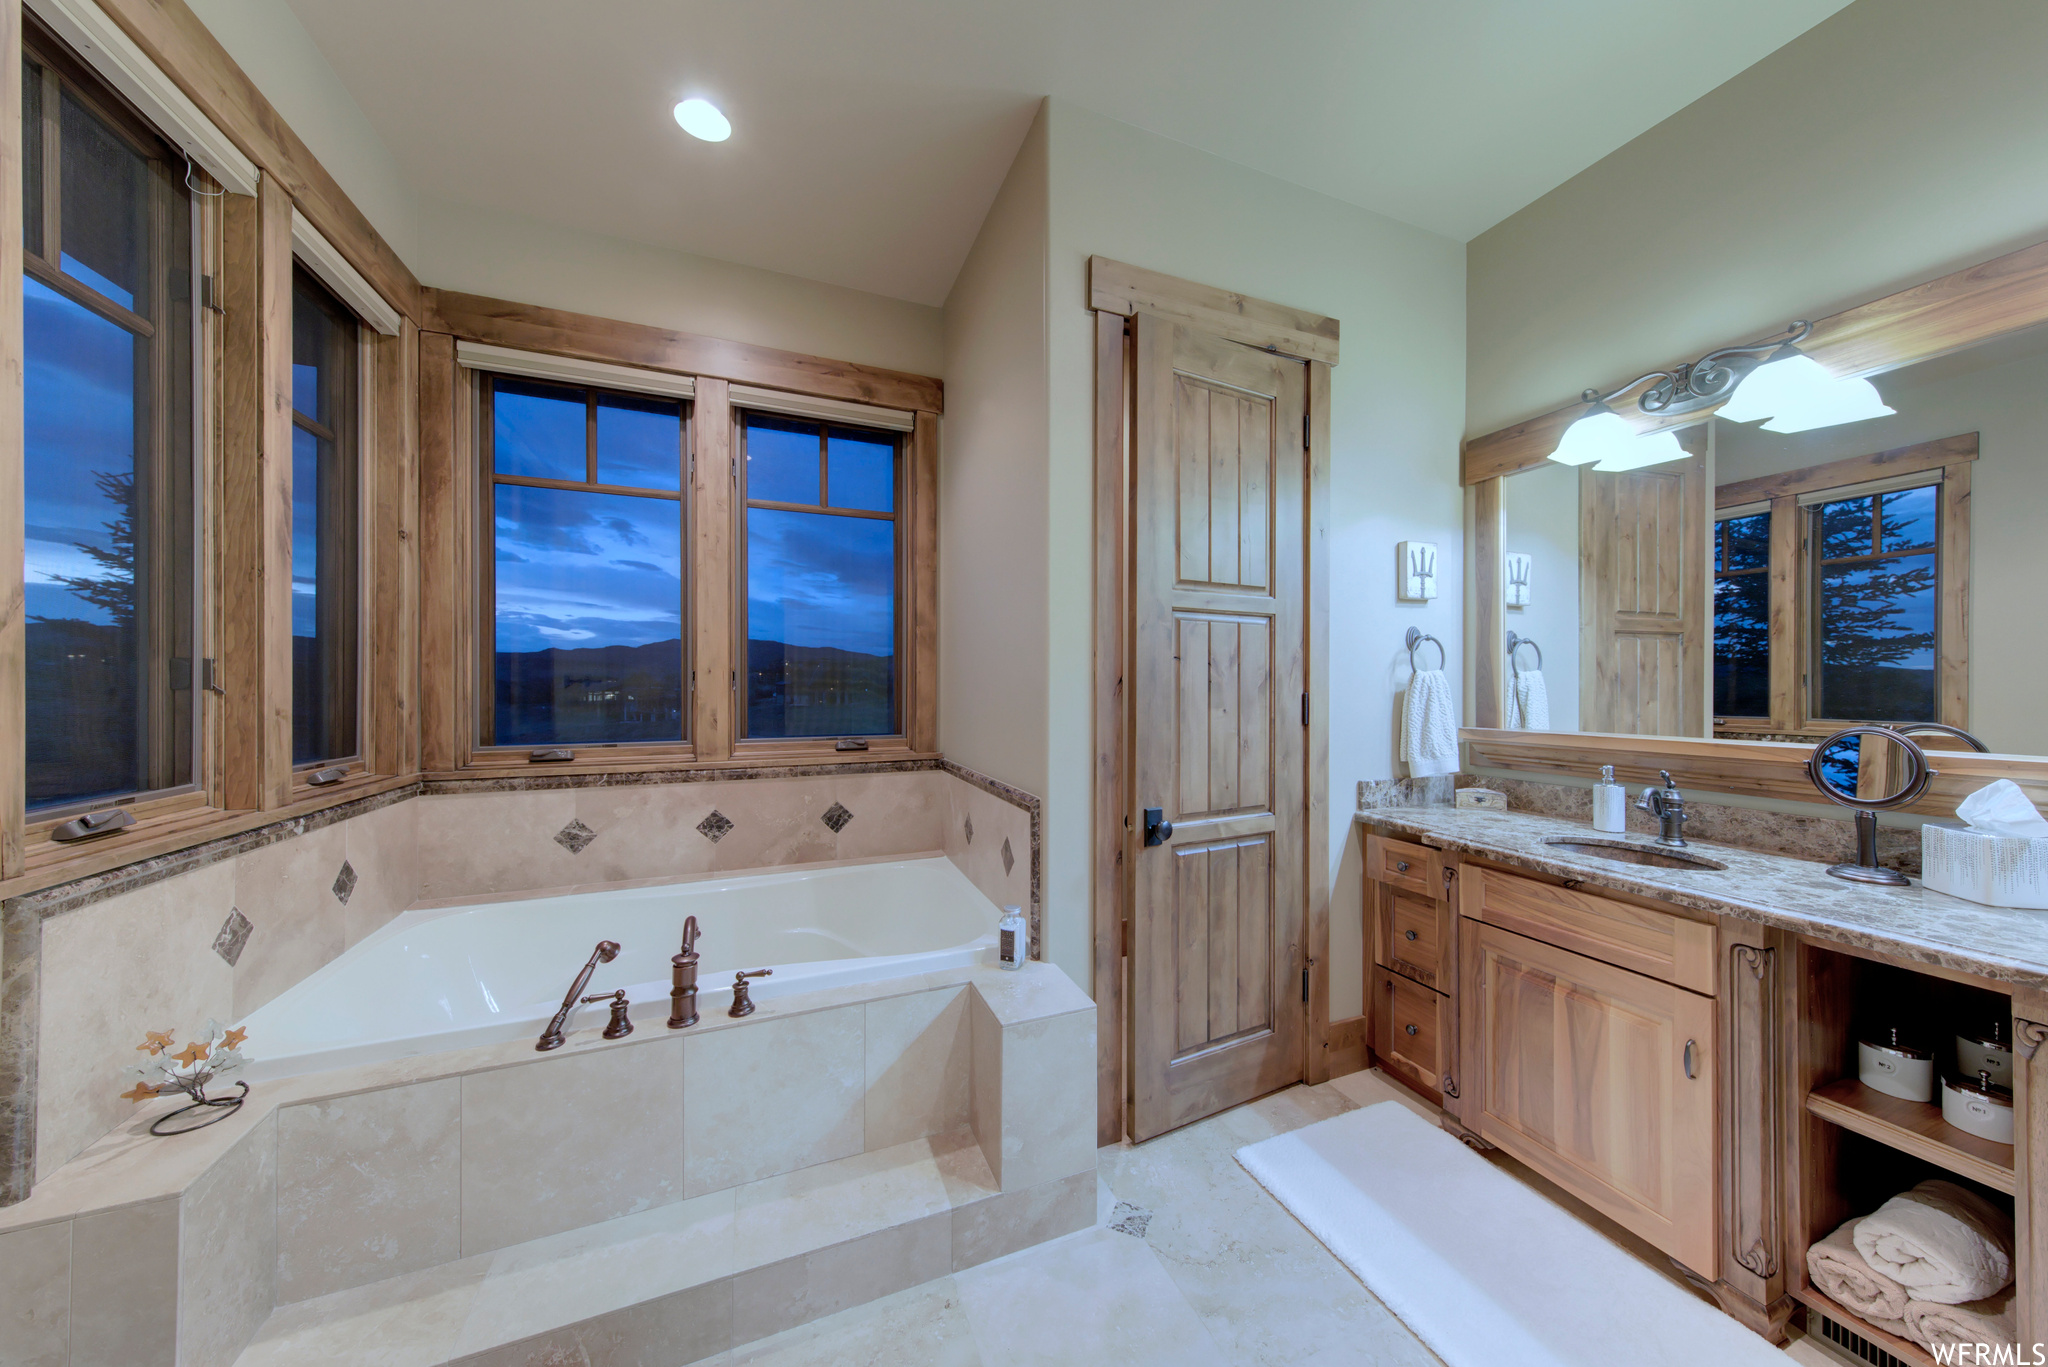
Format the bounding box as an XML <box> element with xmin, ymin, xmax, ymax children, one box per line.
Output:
<box><xmin>23</xmin><ymin>273</ymin><xmax>136</xmax><ymax>628</ymax></box>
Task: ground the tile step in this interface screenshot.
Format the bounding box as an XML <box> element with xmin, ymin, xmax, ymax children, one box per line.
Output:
<box><xmin>233</xmin><ymin>1128</ymin><xmax>1094</xmax><ymax>1366</ymax></box>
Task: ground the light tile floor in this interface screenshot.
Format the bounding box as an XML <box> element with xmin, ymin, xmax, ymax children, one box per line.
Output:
<box><xmin>694</xmin><ymin>1069</ymin><xmax>1851</xmax><ymax>1367</ymax></box>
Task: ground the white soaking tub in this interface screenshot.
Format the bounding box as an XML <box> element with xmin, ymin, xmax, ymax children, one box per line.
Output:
<box><xmin>237</xmin><ymin>855</ymin><xmax>999</xmax><ymax>1078</ymax></box>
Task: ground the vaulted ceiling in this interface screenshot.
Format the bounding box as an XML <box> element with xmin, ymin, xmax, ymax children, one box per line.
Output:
<box><xmin>286</xmin><ymin>0</ymin><xmax>1853</xmax><ymax>305</ymax></box>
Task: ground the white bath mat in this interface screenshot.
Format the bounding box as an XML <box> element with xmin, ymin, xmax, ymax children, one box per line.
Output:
<box><xmin>1236</xmin><ymin>1102</ymin><xmax>1787</xmax><ymax>1367</ymax></box>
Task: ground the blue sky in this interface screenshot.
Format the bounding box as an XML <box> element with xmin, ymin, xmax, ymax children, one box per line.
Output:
<box><xmin>23</xmin><ymin>275</ymin><xmax>136</xmax><ymax>627</ymax></box>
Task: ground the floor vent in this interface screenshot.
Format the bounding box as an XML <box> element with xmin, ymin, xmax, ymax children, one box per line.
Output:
<box><xmin>1816</xmin><ymin>1311</ymin><xmax>1912</xmax><ymax>1367</ymax></box>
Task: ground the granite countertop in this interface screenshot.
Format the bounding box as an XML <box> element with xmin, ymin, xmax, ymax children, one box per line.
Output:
<box><xmin>1357</xmin><ymin>804</ymin><xmax>2048</xmax><ymax>990</ymax></box>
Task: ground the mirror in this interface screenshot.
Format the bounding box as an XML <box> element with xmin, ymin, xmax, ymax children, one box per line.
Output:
<box><xmin>1492</xmin><ymin>316</ymin><xmax>2048</xmax><ymax>761</ymax></box>
<box><xmin>1805</xmin><ymin>726</ymin><xmax>1933</xmax><ymax>885</ymax></box>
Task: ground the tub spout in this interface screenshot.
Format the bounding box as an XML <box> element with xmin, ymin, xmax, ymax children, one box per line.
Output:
<box><xmin>668</xmin><ymin>917</ymin><xmax>702</xmax><ymax>1031</ymax></box>
<box><xmin>537</xmin><ymin>940</ymin><xmax>620</xmax><ymax>1051</ymax></box>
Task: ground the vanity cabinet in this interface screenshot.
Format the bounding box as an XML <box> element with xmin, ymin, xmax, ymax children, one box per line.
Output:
<box><xmin>1461</xmin><ymin>918</ymin><xmax>1720</xmax><ymax>1273</ymax></box>
<box><xmin>1366</xmin><ymin>834</ymin><xmax>1456</xmax><ymax>1099</ymax></box>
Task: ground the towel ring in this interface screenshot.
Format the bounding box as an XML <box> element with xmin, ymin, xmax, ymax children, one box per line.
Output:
<box><xmin>1404</xmin><ymin>627</ymin><xmax>1445</xmax><ymax>672</ymax></box>
<box><xmin>1506</xmin><ymin>632</ymin><xmax>1543</xmax><ymax>675</ymax></box>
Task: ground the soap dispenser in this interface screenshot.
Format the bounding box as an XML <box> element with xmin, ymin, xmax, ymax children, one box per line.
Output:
<box><xmin>997</xmin><ymin>905</ymin><xmax>1027</xmax><ymax>970</ymax></box>
<box><xmin>1593</xmin><ymin>765</ymin><xmax>1627</xmax><ymax>833</ymax></box>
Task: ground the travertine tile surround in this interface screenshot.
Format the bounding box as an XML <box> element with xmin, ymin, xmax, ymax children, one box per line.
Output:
<box><xmin>3</xmin><ymin>762</ymin><xmax>1038</xmax><ymax>1198</ymax></box>
<box><xmin>0</xmin><ymin>963</ymin><xmax>1094</xmax><ymax>1367</ymax></box>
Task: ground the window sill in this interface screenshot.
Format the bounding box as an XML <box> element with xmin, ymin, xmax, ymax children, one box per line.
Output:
<box><xmin>425</xmin><ymin>742</ymin><xmax>938</xmax><ymax>785</ymax></box>
<box><xmin>5</xmin><ymin>775</ymin><xmax>417</xmax><ymax>903</ymax></box>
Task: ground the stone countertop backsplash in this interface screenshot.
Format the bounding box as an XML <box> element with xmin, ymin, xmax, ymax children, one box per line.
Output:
<box><xmin>1357</xmin><ymin>801</ymin><xmax>2048</xmax><ymax>990</ymax></box>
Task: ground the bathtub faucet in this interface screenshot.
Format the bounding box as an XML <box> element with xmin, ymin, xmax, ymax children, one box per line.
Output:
<box><xmin>536</xmin><ymin>940</ymin><xmax>621</xmax><ymax>1051</ymax></box>
<box><xmin>668</xmin><ymin>917</ymin><xmax>702</xmax><ymax>1031</ymax></box>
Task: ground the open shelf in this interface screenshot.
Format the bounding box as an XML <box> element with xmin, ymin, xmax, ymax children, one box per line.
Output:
<box><xmin>1806</xmin><ymin>1078</ymin><xmax>2015</xmax><ymax>1195</ymax></box>
<box><xmin>1791</xmin><ymin>1286</ymin><xmax>1937</xmax><ymax>1367</ymax></box>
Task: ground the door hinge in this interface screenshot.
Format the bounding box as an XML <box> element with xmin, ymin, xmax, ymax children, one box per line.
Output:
<box><xmin>1302</xmin><ymin>413</ymin><xmax>1310</xmax><ymax>448</ymax></box>
<box><xmin>1120</xmin><ymin>917</ymin><xmax>1130</xmax><ymax>958</ymax></box>
<box><xmin>200</xmin><ymin>274</ymin><xmax>225</xmax><ymax>313</ymax></box>
<box><xmin>1302</xmin><ymin>966</ymin><xmax>1311</xmax><ymax>1003</ymax></box>
<box><xmin>1301</xmin><ymin>692</ymin><xmax>1310</xmax><ymax>728</ymax></box>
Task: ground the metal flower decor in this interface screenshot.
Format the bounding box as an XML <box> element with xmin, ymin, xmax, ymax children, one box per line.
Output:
<box><xmin>123</xmin><ymin>1021</ymin><xmax>253</xmax><ymax>1135</ymax></box>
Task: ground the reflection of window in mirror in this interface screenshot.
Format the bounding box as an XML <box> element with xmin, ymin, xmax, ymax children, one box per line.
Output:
<box><xmin>1712</xmin><ymin>510</ymin><xmax>1771</xmax><ymax>719</ymax></box>
<box><xmin>1810</xmin><ymin>484</ymin><xmax>1939</xmax><ymax>724</ymax></box>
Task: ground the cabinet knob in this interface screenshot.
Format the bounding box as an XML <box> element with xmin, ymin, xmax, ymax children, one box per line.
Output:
<box><xmin>1405</xmin><ymin>1023</ymin><xmax>1419</xmax><ymax>1036</ymax></box>
<box><xmin>1395</xmin><ymin>860</ymin><xmax>1411</xmax><ymax>873</ymax></box>
<box><xmin>1404</xmin><ymin>929</ymin><xmax>1418</xmax><ymax>941</ymax></box>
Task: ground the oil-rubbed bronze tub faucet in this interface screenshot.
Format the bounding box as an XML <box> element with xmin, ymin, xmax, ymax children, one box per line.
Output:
<box><xmin>581</xmin><ymin>989</ymin><xmax>634</xmax><ymax>1040</ymax></box>
<box><xmin>537</xmin><ymin>940</ymin><xmax>621</xmax><ymax>1051</ymax></box>
<box><xmin>668</xmin><ymin>915</ymin><xmax>702</xmax><ymax>1030</ymax></box>
<box><xmin>728</xmin><ymin>968</ymin><xmax>772</xmax><ymax>1018</ymax></box>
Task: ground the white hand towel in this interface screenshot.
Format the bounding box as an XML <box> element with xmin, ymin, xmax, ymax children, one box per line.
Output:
<box><xmin>1853</xmin><ymin>1180</ymin><xmax>2014</xmax><ymax>1305</ymax></box>
<box><xmin>1904</xmin><ymin>1288</ymin><xmax>2017</xmax><ymax>1354</ymax></box>
<box><xmin>1806</xmin><ymin>1218</ymin><xmax>1910</xmax><ymax>1329</ymax></box>
<box><xmin>1506</xmin><ymin>670</ymin><xmax>1550</xmax><ymax>731</ymax></box>
<box><xmin>1402</xmin><ymin>669</ymin><xmax>1459</xmax><ymax>778</ymax></box>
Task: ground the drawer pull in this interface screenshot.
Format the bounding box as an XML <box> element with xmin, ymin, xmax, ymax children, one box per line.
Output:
<box><xmin>1395</xmin><ymin>860</ymin><xmax>1411</xmax><ymax>873</ymax></box>
<box><xmin>1404</xmin><ymin>929</ymin><xmax>1418</xmax><ymax>941</ymax></box>
<box><xmin>1683</xmin><ymin>1039</ymin><xmax>1698</xmax><ymax>1080</ymax></box>
<box><xmin>1405</xmin><ymin>1023</ymin><xmax>1419</xmax><ymax>1036</ymax></box>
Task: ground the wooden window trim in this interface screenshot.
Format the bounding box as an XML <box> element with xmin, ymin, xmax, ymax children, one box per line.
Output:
<box><xmin>732</xmin><ymin>409</ymin><xmax>911</xmax><ymax>754</ymax></box>
<box><xmin>471</xmin><ymin>370</ymin><xmax>695</xmax><ymax>758</ymax></box>
<box><xmin>419</xmin><ymin>308</ymin><xmax>942</xmax><ymax>779</ymax></box>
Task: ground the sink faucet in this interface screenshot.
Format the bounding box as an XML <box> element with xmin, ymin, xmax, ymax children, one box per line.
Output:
<box><xmin>1636</xmin><ymin>771</ymin><xmax>1690</xmax><ymax>848</ymax></box>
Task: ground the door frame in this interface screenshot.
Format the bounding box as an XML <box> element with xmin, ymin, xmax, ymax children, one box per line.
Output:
<box><xmin>1088</xmin><ymin>257</ymin><xmax>1338</xmax><ymax>1145</ymax></box>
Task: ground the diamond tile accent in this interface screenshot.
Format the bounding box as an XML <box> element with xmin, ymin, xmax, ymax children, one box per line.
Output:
<box><xmin>554</xmin><ymin>819</ymin><xmax>597</xmax><ymax>855</ymax></box>
<box><xmin>821</xmin><ymin>801</ymin><xmax>854</xmax><ymax>834</ymax></box>
<box><xmin>331</xmin><ymin>860</ymin><xmax>358</xmax><ymax>905</ymax></box>
<box><xmin>697</xmin><ymin>810</ymin><xmax>734</xmax><ymax>843</ymax></box>
<box><xmin>1108</xmin><ymin>1201</ymin><xmax>1152</xmax><ymax>1238</ymax></box>
<box><xmin>212</xmin><ymin>909</ymin><xmax>253</xmax><ymax>968</ymax></box>
<box><xmin>963</xmin><ymin>814</ymin><xmax>974</xmax><ymax>845</ymax></box>
<box><xmin>1001</xmin><ymin>837</ymin><xmax>1015</xmax><ymax>876</ymax></box>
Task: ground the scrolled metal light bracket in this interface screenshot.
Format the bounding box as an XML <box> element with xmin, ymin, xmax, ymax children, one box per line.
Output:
<box><xmin>1585</xmin><ymin>321</ymin><xmax>1812</xmax><ymax>422</ymax></box>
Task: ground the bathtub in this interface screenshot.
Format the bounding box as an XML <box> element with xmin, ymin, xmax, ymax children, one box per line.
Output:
<box><xmin>237</xmin><ymin>855</ymin><xmax>999</xmax><ymax>1079</ymax></box>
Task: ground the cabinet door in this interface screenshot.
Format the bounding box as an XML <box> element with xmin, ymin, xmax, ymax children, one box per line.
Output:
<box><xmin>1463</xmin><ymin>920</ymin><xmax>1719</xmax><ymax>1273</ymax></box>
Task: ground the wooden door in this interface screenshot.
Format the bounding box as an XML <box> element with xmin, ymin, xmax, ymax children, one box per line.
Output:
<box><xmin>1128</xmin><ymin>313</ymin><xmax>1308</xmax><ymax>1142</ymax></box>
<box><xmin>1579</xmin><ymin>435</ymin><xmax>1708</xmax><ymax>736</ymax></box>
<box><xmin>1462</xmin><ymin>919</ymin><xmax>1719</xmax><ymax>1273</ymax></box>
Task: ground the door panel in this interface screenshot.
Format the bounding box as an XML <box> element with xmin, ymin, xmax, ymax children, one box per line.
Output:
<box><xmin>1462</xmin><ymin>920</ymin><xmax>1719</xmax><ymax>1273</ymax></box>
<box><xmin>1580</xmin><ymin>433</ymin><xmax>1708</xmax><ymax>736</ymax></box>
<box><xmin>1132</xmin><ymin>314</ymin><xmax>1307</xmax><ymax>1142</ymax></box>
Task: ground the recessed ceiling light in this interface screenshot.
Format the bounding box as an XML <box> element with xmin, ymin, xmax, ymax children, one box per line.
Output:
<box><xmin>673</xmin><ymin>98</ymin><xmax>731</xmax><ymax>143</ymax></box>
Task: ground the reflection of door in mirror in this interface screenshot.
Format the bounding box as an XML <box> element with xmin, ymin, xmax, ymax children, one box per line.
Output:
<box><xmin>1579</xmin><ymin>430</ymin><xmax>1709</xmax><ymax>737</ymax></box>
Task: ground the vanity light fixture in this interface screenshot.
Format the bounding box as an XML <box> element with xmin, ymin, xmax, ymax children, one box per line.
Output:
<box><xmin>1546</xmin><ymin>393</ymin><xmax>1687</xmax><ymax>471</ymax></box>
<box><xmin>1714</xmin><ymin>349</ymin><xmax>1895</xmax><ymax>433</ymax></box>
<box><xmin>672</xmin><ymin>98</ymin><xmax>732</xmax><ymax>142</ymax></box>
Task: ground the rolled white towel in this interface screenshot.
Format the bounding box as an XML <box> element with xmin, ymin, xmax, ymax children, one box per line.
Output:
<box><xmin>1904</xmin><ymin>1288</ymin><xmax>2016</xmax><ymax>1354</ymax></box>
<box><xmin>1806</xmin><ymin>1218</ymin><xmax>1909</xmax><ymax>1329</ymax></box>
<box><xmin>1401</xmin><ymin>669</ymin><xmax>1459</xmax><ymax>777</ymax></box>
<box><xmin>1853</xmin><ymin>1180</ymin><xmax>2013</xmax><ymax>1305</ymax></box>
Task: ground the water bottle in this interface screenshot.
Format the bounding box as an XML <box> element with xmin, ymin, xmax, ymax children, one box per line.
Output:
<box><xmin>997</xmin><ymin>905</ymin><xmax>1027</xmax><ymax>970</ymax></box>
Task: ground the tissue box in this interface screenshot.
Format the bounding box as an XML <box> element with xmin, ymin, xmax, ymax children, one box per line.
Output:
<box><xmin>1456</xmin><ymin>788</ymin><xmax>1506</xmax><ymax>811</ymax></box>
<box><xmin>1922</xmin><ymin>821</ymin><xmax>2048</xmax><ymax>909</ymax></box>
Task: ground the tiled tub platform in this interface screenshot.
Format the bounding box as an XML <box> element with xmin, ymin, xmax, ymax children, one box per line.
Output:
<box><xmin>0</xmin><ymin>963</ymin><xmax>1095</xmax><ymax>1367</ymax></box>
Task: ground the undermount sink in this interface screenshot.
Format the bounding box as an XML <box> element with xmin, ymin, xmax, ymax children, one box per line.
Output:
<box><xmin>1542</xmin><ymin>837</ymin><xmax>1728</xmax><ymax>872</ymax></box>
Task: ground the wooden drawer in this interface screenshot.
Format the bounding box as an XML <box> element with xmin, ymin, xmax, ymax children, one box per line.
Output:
<box><xmin>1457</xmin><ymin>865</ymin><xmax>1715</xmax><ymax>995</ymax></box>
<box><xmin>1367</xmin><ymin>834</ymin><xmax>1440</xmax><ymax>899</ymax></box>
<box><xmin>1378</xmin><ymin>887</ymin><xmax>1447</xmax><ymax>989</ymax></box>
<box><xmin>1373</xmin><ymin>967</ymin><xmax>1443</xmax><ymax>1094</ymax></box>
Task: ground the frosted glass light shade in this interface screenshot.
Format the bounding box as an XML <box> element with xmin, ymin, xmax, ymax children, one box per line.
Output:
<box><xmin>1716</xmin><ymin>352</ymin><xmax>1894</xmax><ymax>433</ymax></box>
<box><xmin>1548</xmin><ymin>409</ymin><xmax>1637</xmax><ymax>466</ymax></box>
<box><xmin>1548</xmin><ymin>407</ymin><xmax>1688</xmax><ymax>471</ymax></box>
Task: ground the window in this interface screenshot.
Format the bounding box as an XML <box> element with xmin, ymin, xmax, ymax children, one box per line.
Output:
<box><xmin>1712</xmin><ymin>510</ymin><xmax>1770</xmax><ymax>718</ymax></box>
<box><xmin>1810</xmin><ymin>484</ymin><xmax>1940</xmax><ymax>723</ymax></box>
<box><xmin>479</xmin><ymin>375</ymin><xmax>688</xmax><ymax>747</ymax></box>
<box><xmin>21</xmin><ymin>38</ymin><xmax>196</xmax><ymax>813</ymax></box>
<box><xmin>291</xmin><ymin>268</ymin><xmax>361</xmax><ymax>767</ymax></box>
<box><xmin>739</xmin><ymin>413</ymin><xmax>900</xmax><ymax>739</ymax></box>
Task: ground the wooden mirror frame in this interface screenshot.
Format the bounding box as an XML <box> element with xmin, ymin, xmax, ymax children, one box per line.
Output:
<box><xmin>1460</xmin><ymin>234</ymin><xmax>2048</xmax><ymax>814</ymax></box>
